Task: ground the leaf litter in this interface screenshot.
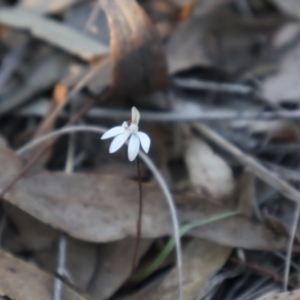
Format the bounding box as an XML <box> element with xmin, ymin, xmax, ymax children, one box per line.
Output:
<box><xmin>0</xmin><ymin>0</ymin><xmax>300</xmax><ymax>299</ymax></box>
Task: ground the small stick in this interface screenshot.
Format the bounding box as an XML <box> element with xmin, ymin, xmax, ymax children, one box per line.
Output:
<box><xmin>131</xmin><ymin>156</ymin><xmax>143</xmax><ymax>273</ymax></box>
<box><xmin>53</xmin><ymin>234</ymin><xmax>68</xmax><ymax>300</ymax></box>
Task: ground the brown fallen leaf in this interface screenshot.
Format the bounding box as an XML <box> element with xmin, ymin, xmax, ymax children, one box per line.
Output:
<box><xmin>0</xmin><ymin>143</ymin><xmax>289</xmax><ymax>250</ymax></box>
<box><xmin>0</xmin><ymin>249</ymin><xmax>88</xmax><ymax>300</ymax></box>
<box><xmin>123</xmin><ymin>239</ymin><xmax>231</xmax><ymax>300</ymax></box>
<box><xmin>99</xmin><ymin>0</ymin><xmax>168</xmax><ymax>95</ymax></box>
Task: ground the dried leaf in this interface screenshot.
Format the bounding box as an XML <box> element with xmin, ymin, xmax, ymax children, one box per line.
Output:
<box><xmin>35</xmin><ymin>237</ymin><xmax>97</xmax><ymax>291</ymax></box>
<box><xmin>0</xmin><ymin>51</ymin><xmax>71</xmax><ymax>116</ymax></box>
<box><xmin>0</xmin><ymin>145</ymin><xmax>289</xmax><ymax>250</ymax></box>
<box><xmin>0</xmin><ymin>8</ymin><xmax>109</xmax><ymax>61</ymax></box>
<box><xmin>260</xmin><ymin>289</ymin><xmax>300</xmax><ymax>300</ymax></box>
<box><xmin>166</xmin><ymin>13</ymin><xmax>279</xmax><ymax>74</ymax></box>
<box><xmin>184</xmin><ymin>138</ymin><xmax>235</xmax><ymax>201</ymax></box>
<box><xmin>0</xmin><ymin>249</ymin><xmax>87</xmax><ymax>300</ymax></box>
<box><xmin>18</xmin><ymin>0</ymin><xmax>82</xmax><ymax>13</ymax></box>
<box><xmin>88</xmin><ymin>239</ymin><xmax>153</xmax><ymax>299</ymax></box>
<box><xmin>263</xmin><ymin>36</ymin><xmax>300</xmax><ymax>103</ymax></box>
<box><xmin>3</xmin><ymin>203</ymin><xmax>59</xmax><ymax>251</ymax></box>
<box><xmin>271</xmin><ymin>0</ymin><xmax>300</xmax><ymax>18</ymax></box>
<box><xmin>123</xmin><ymin>239</ymin><xmax>231</xmax><ymax>300</ymax></box>
<box><xmin>99</xmin><ymin>0</ymin><xmax>168</xmax><ymax>95</ymax></box>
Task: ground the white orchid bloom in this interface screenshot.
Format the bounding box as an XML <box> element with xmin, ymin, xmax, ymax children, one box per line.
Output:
<box><xmin>101</xmin><ymin>107</ymin><xmax>151</xmax><ymax>161</ymax></box>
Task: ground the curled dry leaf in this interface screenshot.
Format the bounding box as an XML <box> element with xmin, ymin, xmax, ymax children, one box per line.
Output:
<box><xmin>123</xmin><ymin>239</ymin><xmax>232</xmax><ymax>300</ymax></box>
<box><xmin>0</xmin><ymin>249</ymin><xmax>88</xmax><ymax>300</ymax></box>
<box><xmin>99</xmin><ymin>0</ymin><xmax>168</xmax><ymax>95</ymax></box>
<box><xmin>0</xmin><ymin>8</ymin><xmax>109</xmax><ymax>61</ymax></box>
<box><xmin>184</xmin><ymin>138</ymin><xmax>235</xmax><ymax>201</ymax></box>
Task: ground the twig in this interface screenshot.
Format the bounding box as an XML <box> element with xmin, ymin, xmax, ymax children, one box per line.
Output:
<box><xmin>192</xmin><ymin>123</ymin><xmax>300</xmax><ymax>204</ymax></box>
<box><xmin>230</xmin><ymin>257</ymin><xmax>296</xmax><ymax>289</ymax></box>
<box><xmin>85</xmin><ymin>0</ymin><xmax>101</xmax><ymax>32</ymax></box>
<box><xmin>53</xmin><ymin>234</ymin><xmax>68</xmax><ymax>300</ymax></box>
<box><xmin>283</xmin><ymin>202</ymin><xmax>300</xmax><ymax>291</ymax></box>
<box><xmin>86</xmin><ymin>107</ymin><xmax>300</xmax><ymax>122</ymax></box>
<box><xmin>131</xmin><ymin>156</ymin><xmax>143</xmax><ymax>273</ymax></box>
<box><xmin>17</xmin><ymin>125</ymin><xmax>184</xmax><ymax>300</ymax></box>
<box><xmin>0</xmin><ymin>214</ymin><xmax>6</xmax><ymax>247</ymax></box>
<box><xmin>172</xmin><ymin>78</ymin><xmax>253</xmax><ymax>94</ymax></box>
<box><xmin>53</xmin><ymin>118</ymin><xmax>76</xmax><ymax>300</ymax></box>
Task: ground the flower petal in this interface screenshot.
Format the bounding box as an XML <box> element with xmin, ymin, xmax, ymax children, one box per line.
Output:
<box><xmin>131</xmin><ymin>106</ymin><xmax>140</xmax><ymax>125</ymax></box>
<box><xmin>128</xmin><ymin>134</ymin><xmax>140</xmax><ymax>161</ymax></box>
<box><xmin>101</xmin><ymin>126</ymin><xmax>125</xmax><ymax>140</ymax></box>
<box><xmin>109</xmin><ymin>132</ymin><xmax>130</xmax><ymax>153</ymax></box>
<box><xmin>137</xmin><ymin>131</ymin><xmax>151</xmax><ymax>153</ymax></box>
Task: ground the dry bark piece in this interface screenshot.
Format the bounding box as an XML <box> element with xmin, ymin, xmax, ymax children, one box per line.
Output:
<box><xmin>184</xmin><ymin>138</ymin><xmax>235</xmax><ymax>201</ymax></box>
<box><xmin>0</xmin><ymin>249</ymin><xmax>88</xmax><ymax>300</ymax></box>
<box><xmin>0</xmin><ymin>8</ymin><xmax>109</xmax><ymax>61</ymax></box>
<box><xmin>99</xmin><ymin>0</ymin><xmax>168</xmax><ymax>95</ymax></box>
<box><xmin>123</xmin><ymin>239</ymin><xmax>232</xmax><ymax>300</ymax></box>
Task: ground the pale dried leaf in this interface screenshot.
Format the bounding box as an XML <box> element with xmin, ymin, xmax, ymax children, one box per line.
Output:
<box><xmin>18</xmin><ymin>0</ymin><xmax>82</xmax><ymax>13</ymax></box>
<box><xmin>4</xmin><ymin>203</ymin><xmax>59</xmax><ymax>251</ymax></box>
<box><xmin>0</xmin><ymin>8</ymin><xmax>109</xmax><ymax>61</ymax></box>
<box><xmin>272</xmin><ymin>0</ymin><xmax>300</xmax><ymax>18</ymax></box>
<box><xmin>124</xmin><ymin>239</ymin><xmax>231</xmax><ymax>300</ymax></box>
<box><xmin>0</xmin><ymin>145</ymin><xmax>288</xmax><ymax>250</ymax></box>
<box><xmin>259</xmin><ymin>288</ymin><xmax>300</xmax><ymax>300</ymax></box>
<box><xmin>184</xmin><ymin>138</ymin><xmax>235</xmax><ymax>201</ymax></box>
<box><xmin>263</xmin><ymin>35</ymin><xmax>300</xmax><ymax>103</ymax></box>
<box><xmin>0</xmin><ymin>249</ymin><xmax>87</xmax><ymax>300</ymax></box>
<box><xmin>35</xmin><ymin>237</ymin><xmax>97</xmax><ymax>291</ymax></box>
<box><xmin>88</xmin><ymin>239</ymin><xmax>153</xmax><ymax>299</ymax></box>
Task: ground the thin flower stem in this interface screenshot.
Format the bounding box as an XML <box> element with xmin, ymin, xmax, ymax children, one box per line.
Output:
<box><xmin>131</xmin><ymin>156</ymin><xmax>143</xmax><ymax>273</ymax></box>
<box><xmin>17</xmin><ymin>125</ymin><xmax>184</xmax><ymax>300</ymax></box>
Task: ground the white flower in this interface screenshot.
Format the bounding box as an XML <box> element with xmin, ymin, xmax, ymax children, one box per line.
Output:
<box><xmin>101</xmin><ymin>107</ymin><xmax>151</xmax><ymax>161</ymax></box>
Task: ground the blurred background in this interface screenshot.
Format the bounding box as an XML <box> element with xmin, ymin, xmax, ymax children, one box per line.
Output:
<box><xmin>0</xmin><ymin>0</ymin><xmax>300</xmax><ymax>299</ymax></box>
